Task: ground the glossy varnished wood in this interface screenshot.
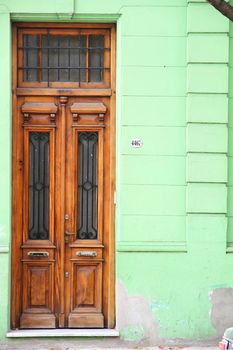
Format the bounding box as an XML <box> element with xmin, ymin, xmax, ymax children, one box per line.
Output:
<box><xmin>11</xmin><ymin>22</ymin><xmax>116</xmax><ymax>330</ymax></box>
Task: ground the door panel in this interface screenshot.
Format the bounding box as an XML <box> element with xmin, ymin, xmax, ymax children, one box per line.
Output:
<box><xmin>65</xmin><ymin>100</ymin><xmax>106</xmax><ymax>328</ymax></box>
<box><xmin>68</xmin><ymin>261</ymin><xmax>103</xmax><ymax>328</ymax></box>
<box><xmin>20</xmin><ymin>104</ymin><xmax>57</xmax><ymax>328</ymax></box>
<box><xmin>20</xmin><ymin>262</ymin><xmax>55</xmax><ymax>328</ymax></box>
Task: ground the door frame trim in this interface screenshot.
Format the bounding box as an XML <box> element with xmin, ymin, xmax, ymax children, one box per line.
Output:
<box><xmin>11</xmin><ymin>21</ymin><xmax>116</xmax><ymax>330</ymax></box>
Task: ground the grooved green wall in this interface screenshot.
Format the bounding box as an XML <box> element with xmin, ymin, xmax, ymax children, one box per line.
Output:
<box><xmin>0</xmin><ymin>0</ymin><xmax>233</xmax><ymax>344</ymax></box>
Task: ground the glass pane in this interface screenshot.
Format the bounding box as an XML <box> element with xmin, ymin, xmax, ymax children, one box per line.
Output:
<box><xmin>42</xmin><ymin>35</ymin><xmax>59</xmax><ymax>82</ymax></box>
<box><xmin>77</xmin><ymin>132</ymin><xmax>98</xmax><ymax>240</ymax></box>
<box><xmin>70</xmin><ymin>35</ymin><xmax>86</xmax><ymax>82</ymax></box>
<box><xmin>89</xmin><ymin>35</ymin><xmax>104</xmax><ymax>82</ymax></box>
<box><xmin>29</xmin><ymin>132</ymin><xmax>49</xmax><ymax>240</ymax></box>
<box><xmin>42</xmin><ymin>35</ymin><xmax>86</xmax><ymax>82</ymax></box>
<box><xmin>23</xmin><ymin>35</ymin><xmax>38</xmax><ymax>82</ymax></box>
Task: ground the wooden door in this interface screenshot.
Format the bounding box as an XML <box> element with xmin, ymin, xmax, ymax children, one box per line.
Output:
<box><xmin>11</xmin><ymin>23</ymin><xmax>115</xmax><ymax>329</ymax></box>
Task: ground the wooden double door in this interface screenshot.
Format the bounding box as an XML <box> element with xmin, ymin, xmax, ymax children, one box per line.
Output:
<box><xmin>11</xmin><ymin>23</ymin><xmax>115</xmax><ymax>329</ymax></box>
<box><xmin>11</xmin><ymin>23</ymin><xmax>115</xmax><ymax>330</ymax></box>
<box><xmin>12</xmin><ymin>95</ymin><xmax>114</xmax><ymax>329</ymax></box>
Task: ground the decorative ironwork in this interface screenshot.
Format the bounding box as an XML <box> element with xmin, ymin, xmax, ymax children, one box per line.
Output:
<box><xmin>41</xmin><ymin>35</ymin><xmax>86</xmax><ymax>83</ymax></box>
<box><xmin>28</xmin><ymin>132</ymin><xmax>49</xmax><ymax>240</ymax></box>
<box><xmin>22</xmin><ymin>34</ymin><xmax>105</xmax><ymax>84</ymax></box>
<box><xmin>77</xmin><ymin>132</ymin><xmax>98</xmax><ymax>240</ymax></box>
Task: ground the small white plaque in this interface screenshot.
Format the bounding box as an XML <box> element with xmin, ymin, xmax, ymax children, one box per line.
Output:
<box><xmin>131</xmin><ymin>138</ymin><xmax>143</xmax><ymax>148</ymax></box>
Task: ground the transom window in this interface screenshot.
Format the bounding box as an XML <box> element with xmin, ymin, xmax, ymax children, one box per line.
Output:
<box><xmin>17</xmin><ymin>27</ymin><xmax>111</xmax><ymax>88</ymax></box>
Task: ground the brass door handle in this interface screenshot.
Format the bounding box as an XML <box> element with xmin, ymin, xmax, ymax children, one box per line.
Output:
<box><xmin>28</xmin><ymin>251</ymin><xmax>49</xmax><ymax>257</ymax></box>
<box><xmin>65</xmin><ymin>231</ymin><xmax>76</xmax><ymax>236</ymax></box>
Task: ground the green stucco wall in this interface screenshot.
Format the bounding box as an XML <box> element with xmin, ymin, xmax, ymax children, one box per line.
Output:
<box><xmin>1</xmin><ymin>0</ymin><xmax>233</xmax><ymax>345</ymax></box>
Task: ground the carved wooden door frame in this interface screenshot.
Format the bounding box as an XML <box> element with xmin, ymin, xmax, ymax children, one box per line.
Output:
<box><xmin>11</xmin><ymin>22</ymin><xmax>116</xmax><ymax>329</ymax></box>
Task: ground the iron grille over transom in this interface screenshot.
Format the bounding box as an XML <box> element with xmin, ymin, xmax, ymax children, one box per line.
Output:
<box><xmin>19</xmin><ymin>32</ymin><xmax>109</xmax><ymax>86</ymax></box>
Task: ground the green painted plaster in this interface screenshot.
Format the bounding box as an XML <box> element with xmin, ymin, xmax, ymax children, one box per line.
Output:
<box><xmin>228</xmin><ymin>24</ymin><xmax>233</xmax><ymax>249</ymax></box>
<box><xmin>187</xmin><ymin>184</ymin><xmax>227</xmax><ymax>213</ymax></box>
<box><xmin>188</xmin><ymin>34</ymin><xmax>229</xmax><ymax>63</ymax></box>
<box><xmin>122</xmin><ymin>67</ymin><xmax>186</xmax><ymax>96</ymax></box>
<box><xmin>187</xmin><ymin>154</ymin><xmax>227</xmax><ymax>183</ymax></box>
<box><xmin>122</xmin><ymin>126</ymin><xmax>186</xmax><ymax>155</ymax></box>
<box><xmin>0</xmin><ymin>0</ymin><xmax>233</xmax><ymax>345</ymax></box>
<box><xmin>187</xmin><ymin>64</ymin><xmax>228</xmax><ymax>93</ymax></box>
<box><xmin>122</xmin><ymin>96</ymin><xmax>186</xmax><ymax>126</ymax></box>
<box><xmin>187</xmin><ymin>94</ymin><xmax>228</xmax><ymax>123</ymax></box>
<box><xmin>187</xmin><ymin>3</ymin><xmax>229</xmax><ymax>33</ymax></box>
<box><xmin>0</xmin><ymin>11</ymin><xmax>11</xmax><ymax>340</ymax></box>
<box><xmin>121</xmin><ymin>155</ymin><xmax>186</xmax><ymax>185</ymax></box>
<box><xmin>122</xmin><ymin>37</ymin><xmax>186</xmax><ymax>67</ymax></box>
<box><xmin>187</xmin><ymin>124</ymin><xmax>228</xmax><ymax>153</ymax></box>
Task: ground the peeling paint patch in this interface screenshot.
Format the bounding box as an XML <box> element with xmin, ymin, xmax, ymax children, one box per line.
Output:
<box><xmin>210</xmin><ymin>288</ymin><xmax>233</xmax><ymax>337</ymax></box>
<box><xmin>120</xmin><ymin>324</ymin><xmax>145</xmax><ymax>341</ymax></box>
<box><xmin>116</xmin><ymin>280</ymin><xmax>161</xmax><ymax>344</ymax></box>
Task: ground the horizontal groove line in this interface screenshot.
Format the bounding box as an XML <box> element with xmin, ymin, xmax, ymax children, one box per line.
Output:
<box><xmin>121</xmin><ymin>214</ymin><xmax>186</xmax><ymax>217</ymax></box>
<box><xmin>187</xmin><ymin>32</ymin><xmax>229</xmax><ymax>35</ymax></box>
<box><xmin>187</xmin><ymin>152</ymin><xmax>227</xmax><ymax>155</ymax></box>
<box><xmin>188</xmin><ymin>33</ymin><xmax>228</xmax><ymax>35</ymax></box>
<box><xmin>122</xmin><ymin>213</ymin><xmax>228</xmax><ymax>216</ymax></box>
<box><xmin>187</xmin><ymin>92</ymin><xmax>227</xmax><ymax>95</ymax></box>
<box><xmin>122</xmin><ymin>35</ymin><xmax>187</xmax><ymax>38</ymax></box>
<box><xmin>122</xmin><ymin>95</ymin><xmax>186</xmax><ymax>97</ymax></box>
<box><xmin>122</xmin><ymin>65</ymin><xmax>187</xmax><ymax>68</ymax></box>
<box><xmin>187</xmin><ymin>122</ymin><xmax>227</xmax><ymax>125</ymax></box>
<box><xmin>187</xmin><ymin>212</ymin><xmax>227</xmax><ymax>214</ymax></box>
<box><xmin>121</xmin><ymin>183</ymin><xmax>186</xmax><ymax>186</ymax></box>
<box><xmin>121</xmin><ymin>5</ymin><xmax>187</xmax><ymax>7</ymax></box>
<box><xmin>121</xmin><ymin>125</ymin><xmax>186</xmax><ymax>129</ymax></box>
<box><xmin>187</xmin><ymin>92</ymin><xmax>228</xmax><ymax>94</ymax></box>
<box><xmin>187</xmin><ymin>152</ymin><xmax>227</xmax><ymax>154</ymax></box>
<box><xmin>121</xmin><ymin>183</ymin><xmax>186</xmax><ymax>185</ymax></box>
<box><xmin>121</xmin><ymin>154</ymin><xmax>186</xmax><ymax>157</ymax></box>
<box><xmin>187</xmin><ymin>62</ymin><xmax>228</xmax><ymax>65</ymax></box>
<box><xmin>187</xmin><ymin>182</ymin><xmax>227</xmax><ymax>185</ymax></box>
<box><xmin>121</xmin><ymin>125</ymin><xmax>186</xmax><ymax>127</ymax></box>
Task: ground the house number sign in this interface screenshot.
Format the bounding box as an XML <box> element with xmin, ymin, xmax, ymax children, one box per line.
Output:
<box><xmin>131</xmin><ymin>138</ymin><xmax>143</xmax><ymax>148</ymax></box>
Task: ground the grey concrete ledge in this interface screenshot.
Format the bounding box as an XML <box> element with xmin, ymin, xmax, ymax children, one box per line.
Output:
<box><xmin>6</xmin><ymin>329</ymin><xmax>119</xmax><ymax>338</ymax></box>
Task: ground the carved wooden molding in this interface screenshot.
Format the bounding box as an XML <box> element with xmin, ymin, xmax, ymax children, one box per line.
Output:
<box><xmin>21</xmin><ymin>102</ymin><xmax>58</xmax><ymax>123</ymax></box>
<box><xmin>70</xmin><ymin>102</ymin><xmax>107</xmax><ymax>124</ymax></box>
<box><xmin>59</xmin><ymin>96</ymin><xmax>68</xmax><ymax>106</ymax></box>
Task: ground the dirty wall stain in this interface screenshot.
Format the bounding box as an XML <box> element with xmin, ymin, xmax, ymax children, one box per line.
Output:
<box><xmin>116</xmin><ymin>280</ymin><xmax>162</xmax><ymax>344</ymax></box>
<box><xmin>210</xmin><ymin>288</ymin><xmax>233</xmax><ymax>337</ymax></box>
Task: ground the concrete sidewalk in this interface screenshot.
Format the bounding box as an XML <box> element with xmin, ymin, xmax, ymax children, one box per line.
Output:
<box><xmin>0</xmin><ymin>336</ymin><xmax>220</xmax><ymax>350</ymax></box>
<box><xmin>0</xmin><ymin>344</ymin><xmax>220</xmax><ymax>350</ymax></box>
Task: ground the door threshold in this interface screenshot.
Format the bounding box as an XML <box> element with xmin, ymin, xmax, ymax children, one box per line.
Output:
<box><xmin>6</xmin><ymin>329</ymin><xmax>119</xmax><ymax>338</ymax></box>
